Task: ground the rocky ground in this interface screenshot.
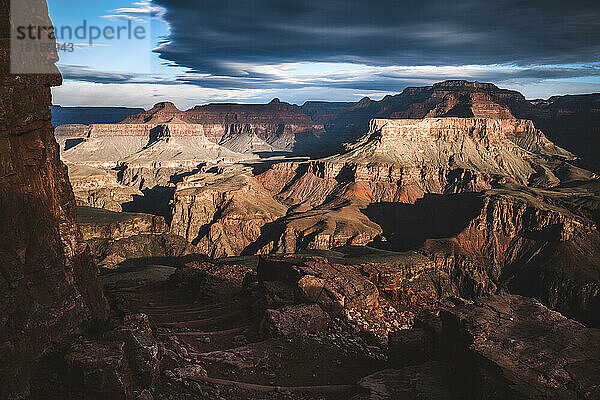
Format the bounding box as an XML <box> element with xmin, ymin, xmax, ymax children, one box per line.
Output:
<box><xmin>27</xmin><ymin>255</ymin><xmax>600</xmax><ymax>399</ymax></box>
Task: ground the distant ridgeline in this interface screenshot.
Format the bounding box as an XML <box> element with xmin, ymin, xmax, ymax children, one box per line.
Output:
<box><xmin>51</xmin><ymin>105</ymin><xmax>144</xmax><ymax>127</ymax></box>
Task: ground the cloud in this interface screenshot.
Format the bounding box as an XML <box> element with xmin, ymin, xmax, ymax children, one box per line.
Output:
<box><xmin>51</xmin><ymin>80</ymin><xmax>272</xmax><ymax>109</ymax></box>
<box><xmin>58</xmin><ymin>65</ymin><xmax>139</xmax><ymax>84</ymax></box>
<box><xmin>168</xmin><ymin>62</ymin><xmax>600</xmax><ymax>93</ymax></box>
<box><xmin>101</xmin><ymin>0</ymin><xmax>166</xmax><ymax>23</ymax></box>
<box><xmin>100</xmin><ymin>14</ymin><xmax>146</xmax><ymax>22</ymax></box>
<box><xmin>151</xmin><ymin>0</ymin><xmax>600</xmax><ymax>89</ymax></box>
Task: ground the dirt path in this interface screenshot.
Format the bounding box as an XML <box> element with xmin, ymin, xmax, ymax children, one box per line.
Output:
<box><xmin>102</xmin><ymin>265</ymin><xmax>384</xmax><ymax>399</ymax></box>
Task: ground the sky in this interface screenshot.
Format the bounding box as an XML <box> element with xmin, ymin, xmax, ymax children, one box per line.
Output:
<box><xmin>47</xmin><ymin>0</ymin><xmax>600</xmax><ymax>109</ymax></box>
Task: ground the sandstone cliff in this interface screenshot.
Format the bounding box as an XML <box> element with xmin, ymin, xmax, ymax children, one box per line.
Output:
<box><xmin>170</xmin><ymin>165</ymin><xmax>288</xmax><ymax>257</ymax></box>
<box><xmin>257</xmin><ymin>117</ymin><xmax>576</xmax><ymax>208</ymax></box>
<box><xmin>320</xmin><ymin>80</ymin><xmax>600</xmax><ymax>168</ymax></box>
<box><xmin>0</xmin><ymin>1</ymin><xmax>108</xmax><ymax>397</ymax></box>
<box><xmin>68</xmin><ymin>165</ymin><xmax>141</xmax><ymax>211</ymax></box>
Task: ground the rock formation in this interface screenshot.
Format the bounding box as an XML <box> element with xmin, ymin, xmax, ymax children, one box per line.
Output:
<box><xmin>58</xmin><ymin>118</ymin><xmax>248</xmax><ymax>217</ymax></box>
<box><xmin>0</xmin><ymin>1</ymin><xmax>108</xmax><ymax>397</ymax></box>
<box><xmin>424</xmin><ymin>295</ymin><xmax>600</xmax><ymax>399</ymax></box>
<box><xmin>183</xmin><ymin>98</ymin><xmax>325</xmax><ymax>152</ymax></box>
<box><xmin>166</xmin><ymin>115</ymin><xmax>600</xmax><ymax>324</ymax></box>
<box><xmin>355</xmin><ymin>295</ymin><xmax>600</xmax><ymax>399</ymax></box>
<box><xmin>320</xmin><ymin>80</ymin><xmax>600</xmax><ymax>169</ymax></box>
<box><xmin>171</xmin><ymin>164</ymin><xmax>288</xmax><ymax>257</ymax></box>
<box><xmin>77</xmin><ymin>206</ymin><xmax>169</xmax><ymax>242</ymax></box>
<box><xmin>68</xmin><ymin>165</ymin><xmax>141</xmax><ymax>212</ymax></box>
<box><xmin>121</xmin><ymin>101</ymin><xmax>190</xmax><ymax>124</ymax></box>
<box><xmin>77</xmin><ymin>206</ymin><xmax>197</xmax><ymax>269</ymax></box>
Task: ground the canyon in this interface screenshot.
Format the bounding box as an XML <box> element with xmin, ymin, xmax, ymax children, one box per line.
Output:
<box><xmin>2</xmin><ymin>1</ymin><xmax>599</xmax><ymax>395</ymax></box>
<box><xmin>61</xmin><ymin>97</ymin><xmax>600</xmax><ymax>326</ymax></box>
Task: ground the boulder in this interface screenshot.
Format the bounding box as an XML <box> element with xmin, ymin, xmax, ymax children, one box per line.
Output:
<box><xmin>104</xmin><ymin>314</ymin><xmax>161</xmax><ymax>390</ymax></box>
<box><xmin>65</xmin><ymin>341</ymin><xmax>133</xmax><ymax>400</ymax></box>
<box><xmin>297</xmin><ymin>274</ymin><xmax>345</xmax><ymax>315</ymax></box>
<box><xmin>439</xmin><ymin>294</ymin><xmax>600</xmax><ymax>399</ymax></box>
<box><xmin>173</xmin><ymin>364</ymin><xmax>208</xmax><ymax>380</ymax></box>
<box><xmin>387</xmin><ymin>327</ymin><xmax>435</xmax><ymax>367</ymax></box>
<box><xmin>352</xmin><ymin>362</ymin><xmax>462</xmax><ymax>400</ymax></box>
<box><xmin>258</xmin><ymin>255</ymin><xmax>379</xmax><ymax>313</ymax></box>
<box><xmin>260</xmin><ymin>303</ymin><xmax>331</xmax><ymax>337</ymax></box>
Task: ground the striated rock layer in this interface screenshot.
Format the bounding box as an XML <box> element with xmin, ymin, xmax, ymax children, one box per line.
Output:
<box><xmin>0</xmin><ymin>1</ymin><xmax>109</xmax><ymax>397</ymax></box>
<box><xmin>258</xmin><ymin>117</ymin><xmax>575</xmax><ymax>209</ymax></box>
<box><xmin>171</xmin><ymin>165</ymin><xmax>288</xmax><ymax>257</ymax></box>
<box><xmin>168</xmin><ymin>116</ymin><xmax>600</xmax><ymax>324</ymax></box>
<box><xmin>68</xmin><ymin>165</ymin><xmax>141</xmax><ymax>212</ymax></box>
<box><xmin>183</xmin><ymin>98</ymin><xmax>325</xmax><ymax>152</ymax></box>
<box><xmin>173</xmin><ymin>116</ymin><xmax>580</xmax><ymax>257</ymax></box>
<box><xmin>321</xmin><ymin>80</ymin><xmax>600</xmax><ymax>169</ymax></box>
<box><xmin>365</xmin><ymin>294</ymin><xmax>600</xmax><ymax>399</ymax></box>
<box><xmin>439</xmin><ymin>295</ymin><xmax>600</xmax><ymax>399</ymax></box>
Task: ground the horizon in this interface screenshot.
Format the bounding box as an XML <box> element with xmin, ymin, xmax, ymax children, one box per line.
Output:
<box><xmin>46</xmin><ymin>1</ymin><xmax>600</xmax><ymax>109</ymax></box>
<box><xmin>52</xmin><ymin>79</ymin><xmax>600</xmax><ymax>111</ymax></box>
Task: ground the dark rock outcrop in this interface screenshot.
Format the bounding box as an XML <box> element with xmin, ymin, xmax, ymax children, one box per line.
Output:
<box><xmin>369</xmin><ymin>294</ymin><xmax>600</xmax><ymax>400</ymax></box>
<box><xmin>65</xmin><ymin>340</ymin><xmax>134</xmax><ymax>400</ymax></box>
<box><xmin>0</xmin><ymin>1</ymin><xmax>108</xmax><ymax>397</ymax></box>
<box><xmin>260</xmin><ymin>303</ymin><xmax>331</xmax><ymax>338</ymax></box>
<box><xmin>440</xmin><ymin>295</ymin><xmax>600</xmax><ymax>399</ymax></box>
<box><xmin>352</xmin><ymin>362</ymin><xmax>462</xmax><ymax>400</ymax></box>
<box><xmin>77</xmin><ymin>206</ymin><xmax>168</xmax><ymax>242</ymax></box>
<box><xmin>258</xmin><ymin>255</ymin><xmax>380</xmax><ymax>313</ymax></box>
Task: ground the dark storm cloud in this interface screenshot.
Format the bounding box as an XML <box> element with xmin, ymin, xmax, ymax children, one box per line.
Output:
<box><xmin>173</xmin><ymin>65</ymin><xmax>600</xmax><ymax>92</ymax></box>
<box><xmin>59</xmin><ymin>65</ymin><xmax>138</xmax><ymax>83</ymax></box>
<box><xmin>152</xmin><ymin>0</ymin><xmax>600</xmax><ymax>89</ymax></box>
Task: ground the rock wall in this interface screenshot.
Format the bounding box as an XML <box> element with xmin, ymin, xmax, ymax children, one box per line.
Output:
<box><xmin>171</xmin><ymin>166</ymin><xmax>287</xmax><ymax>257</ymax></box>
<box><xmin>422</xmin><ymin>190</ymin><xmax>600</xmax><ymax>324</ymax></box>
<box><xmin>0</xmin><ymin>1</ymin><xmax>108</xmax><ymax>397</ymax></box>
<box><xmin>77</xmin><ymin>207</ymin><xmax>168</xmax><ymax>242</ymax></box>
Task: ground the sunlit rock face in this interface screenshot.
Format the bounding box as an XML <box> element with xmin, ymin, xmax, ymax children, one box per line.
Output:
<box><xmin>167</xmin><ymin>114</ymin><xmax>600</xmax><ymax>325</ymax></box>
<box><xmin>317</xmin><ymin>80</ymin><xmax>600</xmax><ymax>169</ymax></box>
<box><xmin>0</xmin><ymin>0</ymin><xmax>109</xmax><ymax>397</ymax></box>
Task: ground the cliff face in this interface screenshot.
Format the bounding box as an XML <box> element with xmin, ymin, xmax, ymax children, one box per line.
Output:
<box><xmin>165</xmin><ymin>115</ymin><xmax>600</xmax><ymax>323</ymax></box>
<box><xmin>172</xmin><ymin>116</ymin><xmax>580</xmax><ymax>257</ymax></box>
<box><xmin>414</xmin><ymin>188</ymin><xmax>600</xmax><ymax>325</ymax></box>
<box><xmin>68</xmin><ymin>165</ymin><xmax>142</xmax><ymax>212</ymax></box>
<box><xmin>0</xmin><ymin>1</ymin><xmax>108</xmax><ymax>397</ymax></box>
<box><xmin>257</xmin><ymin>117</ymin><xmax>575</xmax><ymax>208</ymax></box>
<box><xmin>184</xmin><ymin>99</ymin><xmax>324</xmax><ymax>144</ymax></box>
<box><xmin>186</xmin><ymin>101</ymin><xmax>325</xmax><ymax>153</ymax></box>
<box><xmin>321</xmin><ymin>80</ymin><xmax>600</xmax><ymax>169</ymax></box>
<box><xmin>117</xmin><ymin>99</ymin><xmax>325</xmax><ymax>153</ymax></box>
<box><xmin>77</xmin><ymin>207</ymin><xmax>168</xmax><ymax>242</ymax></box>
<box><xmin>324</xmin><ymin>81</ymin><xmax>528</xmax><ymax>136</ymax></box>
<box><xmin>170</xmin><ymin>165</ymin><xmax>287</xmax><ymax>257</ymax></box>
